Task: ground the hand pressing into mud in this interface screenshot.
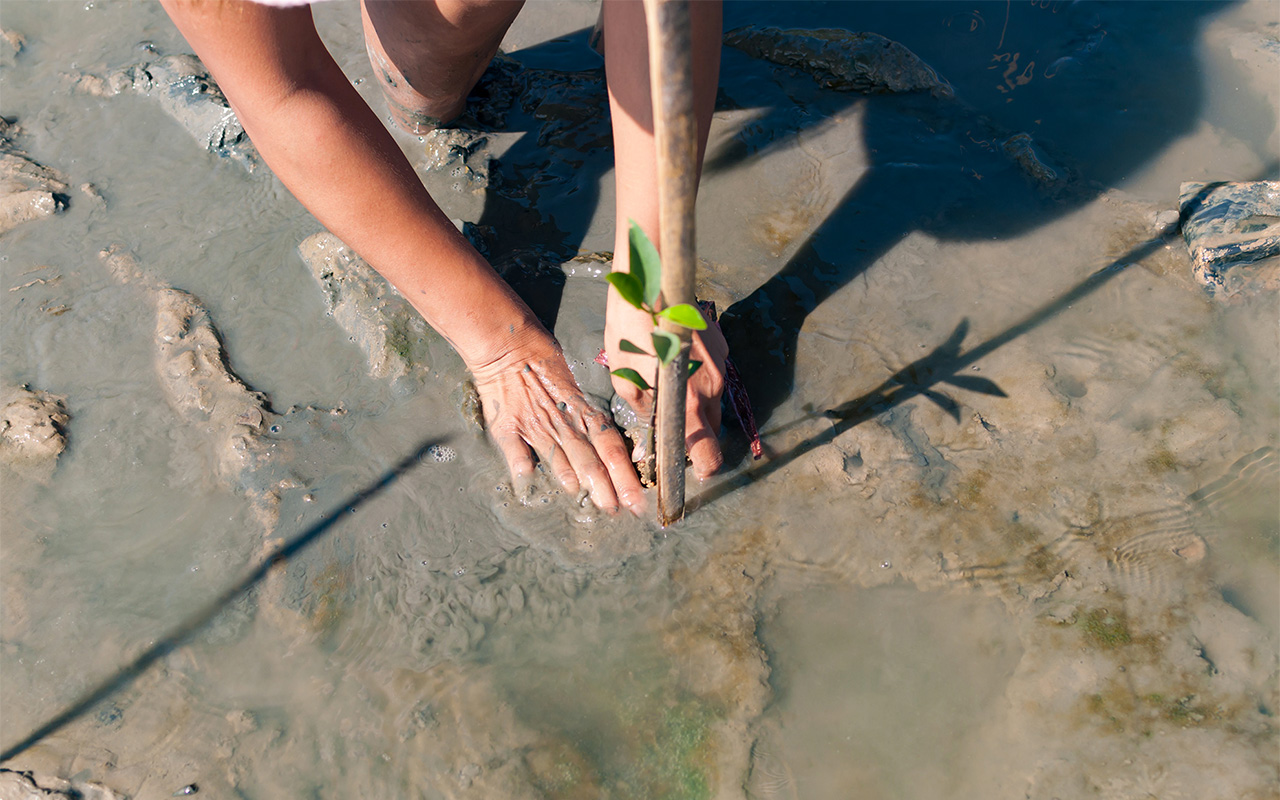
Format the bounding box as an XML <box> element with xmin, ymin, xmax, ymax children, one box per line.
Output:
<box><xmin>605</xmin><ymin>291</ymin><xmax>728</xmax><ymax>480</ymax></box>
<box><xmin>470</xmin><ymin>331</ymin><xmax>646</xmax><ymax>516</ymax></box>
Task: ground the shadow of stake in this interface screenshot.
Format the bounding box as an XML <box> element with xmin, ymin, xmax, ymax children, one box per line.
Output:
<box><xmin>690</xmin><ymin>217</ymin><xmax>1193</xmax><ymax>513</ymax></box>
<box><xmin>0</xmin><ymin>438</ymin><xmax>442</xmax><ymax>764</ymax></box>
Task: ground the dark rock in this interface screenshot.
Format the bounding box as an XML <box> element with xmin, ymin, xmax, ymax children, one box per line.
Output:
<box><xmin>724</xmin><ymin>26</ymin><xmax>953</xmax><ymax>97</ymax></box>
<box><xmin>1180</xmin><ymin>180</ymin><xmax>1280</xmax><ymax>296</ymax></box>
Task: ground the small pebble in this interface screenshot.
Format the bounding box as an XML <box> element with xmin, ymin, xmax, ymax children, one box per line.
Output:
<box><xmin>172</xmin><ymin>785</ymin><xmax>198</xmax><ymax>796</ymax></box>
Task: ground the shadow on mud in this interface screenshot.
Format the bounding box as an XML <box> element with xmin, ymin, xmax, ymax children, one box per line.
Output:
<box><xmin>711</xmin><ymin>1</ymin><xmax>1233</xmax><ymax>433</ymax></box>
<box><xmin>466</xmin><ymin>2</ymin><xmax>1242</xmax><ymax>480</ymax></box>
<box><xmin>0</xmin><ymin>438</ymin><xmax>441</xmax><ymax>763</ymax></box>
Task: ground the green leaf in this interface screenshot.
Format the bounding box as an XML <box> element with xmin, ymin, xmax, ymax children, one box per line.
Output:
<box><xmin>657</xmin><ymin>303</ymin><xmax>708</xmax><ymax>330</ymax></box>
<box><xmin>610</xmin><ymin>367</ymin><xmax>651</xmax><ymax>391</ymax></box>
<box><xmin>605</xmin><ymin>271</ymin><xmax>645</xmax><ymax>310</ymax></box>
<box><xmin>618</xmin><ymin>339</ymin><xmax>650</xmax><ymax>355</ymax></box>
<box><xmin>688</xmin><ymin>360</ymin><xmax>703</xmax><ymax>376</ymax></box>
<box><xmin>651</xmin><ymin>329</ymin><xmax>681</xmax><ymax>366</ymax></box>
<box><xmin>628</xmin><ymin>220</ymin><xmax>663</xmax><ymax>307</ymax></box>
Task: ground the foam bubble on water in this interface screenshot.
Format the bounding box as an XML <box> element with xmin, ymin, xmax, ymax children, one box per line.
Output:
<box><xmin>426</xmin><ymin>445</ymin><xmax>457</xmax><ymax>463</ymax></box>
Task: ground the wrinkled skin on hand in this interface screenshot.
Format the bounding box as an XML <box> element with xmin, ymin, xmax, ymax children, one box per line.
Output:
<box><xmin>605</xmin><ymin>291</ymin><xmax>728</xmax><ymax>480</ymax></box>
<box><xmin>471</xmin><ymin>330</ymin><xmax>646</xmax><ymax>515</ymax></box>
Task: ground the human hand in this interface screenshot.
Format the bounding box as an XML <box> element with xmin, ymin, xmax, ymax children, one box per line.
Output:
<box><xmin>470</xmin><ymin>328</ymin><xmax>646</xmax><ymax>515</ymax></box>
<box><xmin>605</xmin><ymin>290</ymin><xmax>728</xmax><ymax>480</ymax></box>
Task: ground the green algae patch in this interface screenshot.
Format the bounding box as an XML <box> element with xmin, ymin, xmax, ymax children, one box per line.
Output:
<box><xmin>1079</xmin><ymin>609</ymin><xmax>1132</xmax><ymax>649</ymax></box>
<box><xmin>491</xmin><ymin>621</ymin><xmax>725</xmax><ymax>800</ymax></box>
<box><xmin>1144</xmin><ymin>444</ymin><xmax>1181</xmax><ymax>475</ymax></box>
<box><xmin>954</xmin><ymin>469</ymin><xmax>990</xmax><ymax>510</ymax></box>
<box><xmin>614</xmin><ymin>694</ymin><xmax>718</xmax><ymax>800</ymax></box>
<box><xmin>309</xmin><ymin>560</ymin><xmax>351</xmax><ymax>640</ymax></box>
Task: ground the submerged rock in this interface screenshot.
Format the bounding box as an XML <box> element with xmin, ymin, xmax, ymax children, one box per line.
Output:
<box><xmin>75</xmin><ymin>51</ymin><xmax>258</xmax><ymax>171</ymax></box>
<box><xmin>0</xmin><ymin>119</ymin><xmax>69</xmax><ymax>235</ymax></box>
<box><xmin>724</xmin><ymin>26</ymin><xmax>953</xmax><ymax>97</ymax></box>
<box><xmin>296</xmin><ymin>232</ymin><xmax>432</xmax><ymax>384</ymax></box>
<box><xmin>1179</xmin><ymin>180</ymin><xmax>1280</xmax><ymax>296</ymax></box>
<box><xmin>1002</xmin><ymin>132</ymin><xmax>1062</xmax><ymax>186</ymax></box>
<box><xmin>0</xmin><ymin>385</ymin><xmax>69</xmax><ymax>482</ymax></box>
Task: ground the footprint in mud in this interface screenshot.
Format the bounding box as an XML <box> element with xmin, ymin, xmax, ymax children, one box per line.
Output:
<box><xmin>97</xmin><ymin>245</ymin><xmax>379</xmax><ymax>645</ymax></box>
<box><xmin>724</xmin><ymin>25</ymin><xmax>953</xmax><ymax>97</ymax></box>
<box><xmin>99</xmin><ymin>245</ymin><xmax>308</xmax><ymax>533</ymax></box>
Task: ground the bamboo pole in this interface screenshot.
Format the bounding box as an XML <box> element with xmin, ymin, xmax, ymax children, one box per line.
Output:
<box><xmin>643</xmin><ymin>0</ymin><xmax>698</xmax><ymax>526</ymax></box>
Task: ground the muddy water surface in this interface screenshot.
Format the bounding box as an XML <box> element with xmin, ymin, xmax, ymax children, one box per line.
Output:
<box><xmin>1</xmin><ymin>1</ymin><xmax>1277</xmax><ymax>799</ymax></box>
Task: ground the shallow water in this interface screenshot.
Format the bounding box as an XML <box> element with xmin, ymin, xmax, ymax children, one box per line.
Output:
<box><xmin>2</xmin><ymin>1</ymin><xmax>1277</xmax><ymax>798</ymax></box>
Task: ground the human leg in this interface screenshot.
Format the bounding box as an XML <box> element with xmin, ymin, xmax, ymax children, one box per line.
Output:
<box><xmin>361</xmin><ymin>0</ymin><xmax>525</xmax><ymax>133</ymax></box>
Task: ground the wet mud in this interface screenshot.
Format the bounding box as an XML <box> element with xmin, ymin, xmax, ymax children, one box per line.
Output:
<box><xmin>73</xmin><ymin>50</ymin><xmax>259</xmax><ymax>172</ymax></box>
<box><xmin>1</xmin><ymin>2</ymin><xmax>1277</xmax><ymax>799</ymax></box>
<box><xmin>0</xmin><ymin>119</ymin><xmax>68</xmax><ymax>236</ymax></box>
<box><xmin>296</xmin><ymin>232</ymin><xmax>434</xmax><ymax>385</ymax></box>
<box><xmin>0</xmin><ymin>385</ymin><xmax>68</xmax><ymax>483</ymax></box>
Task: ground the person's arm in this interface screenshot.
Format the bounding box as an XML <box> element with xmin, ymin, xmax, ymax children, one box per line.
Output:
<box><xmin>160</xmin><ymin>0</ymin><xmax>644</xmax><ymax>513</ymax></box>
<box><xmin>603</xmin><ymin>0</ymin><xmax>727</xmax><ymax>480</ymax></box>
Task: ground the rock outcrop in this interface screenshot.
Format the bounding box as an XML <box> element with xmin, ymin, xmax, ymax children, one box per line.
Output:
<box><xmin>724</xmin><ymin>26</ymin><xmax>953</xmax><ymax>97</ymax></box>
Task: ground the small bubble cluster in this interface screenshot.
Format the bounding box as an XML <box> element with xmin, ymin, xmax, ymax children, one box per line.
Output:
<box><xmin>426</xmin><ymin>445</ymin><xmax>457</xmax><ymax>463</ymax></box>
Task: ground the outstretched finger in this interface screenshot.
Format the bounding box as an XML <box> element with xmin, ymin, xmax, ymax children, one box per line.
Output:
<box><xmin>586</xmin><ymin>423</ymin><xmax>647</xmax><ymax>515</ymax></box>
<box><xmin>558</xmin><ymin>434</ymin><xmax>620</xmax><ymax>513</ymax></box>
<box><xmin>536</xmin><ymin>440</ymin><xmax>581</xmax><ymax>498</ymax></box>
<box><xmin>686</xmin><ymin>394</ymin><xmax>723</xmax><ymax>481</ymax></box>
<box><xmin>492</xmin><ymin>429</ymin><xmax>537</xmax><ymax>494</ymax></box>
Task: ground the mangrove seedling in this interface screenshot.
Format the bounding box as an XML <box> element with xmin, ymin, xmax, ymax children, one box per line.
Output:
<box><xmin>607</xmin><ymin>220</ymin><xmax>707</xmax><ymax>392</ymax></box>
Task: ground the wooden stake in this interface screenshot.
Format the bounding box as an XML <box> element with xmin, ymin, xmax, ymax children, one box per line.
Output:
<box><xmin>643</xmin><ymin>0</ymin><xmax>697</xmax><ymax>526</ymax></box>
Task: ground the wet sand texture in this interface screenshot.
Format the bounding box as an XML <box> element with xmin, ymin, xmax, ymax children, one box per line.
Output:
<box><xmin>1</xmin><ymin>2</ymin><xmax>1277</xmax><ymax>798</ymax></box>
